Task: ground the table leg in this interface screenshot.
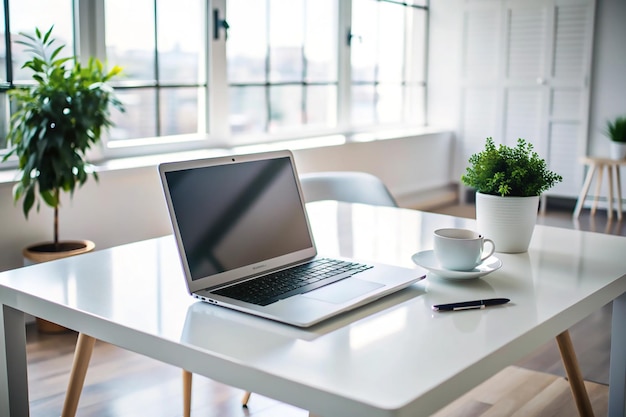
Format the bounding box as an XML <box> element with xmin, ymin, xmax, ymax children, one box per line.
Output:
<box><xmin>574</xmin><ymin>163</ymin><xmax>597</xmax><ymax>218</ymax></box>
<box><xmin>241</xmin><ymin>391</ymin><xmax>252</xmax><ymax>406</ymax></box>
<box><xmin>609</xmin><ymin>293</ymin><xmax>626</xmax><ymax>417</ymax></box>
<box><xmin>607</xmin><ymin>165</ymin><xmax>615</xmax><ymax>220</ymax></box>
<box><xmin>0</xmin><ymin>305</ymin><xmax>29</xmax><ymax>417</ymax></box>
<box><xmin>591</xmin><ymin>164</ymin><xmax>604</xmax><ymax>216</ymax></box>
<box><xmin>62</xmin><ymin>333</ymin><xmax>96</xmax><ymax>417</ymax></box>
<box><xmin>616</xmin><ymin>165</ymin><xmax>623</xmax><ymax>221</ymax></box>
<box><xmin>556</xmin><ymin>330</ymin><xmax>595</xmax><ymax>417</ymax></box>
<box><xmin>182</xmin><ymin>370</ymin><xmax>192</xmax><ymax>417</ymax></box>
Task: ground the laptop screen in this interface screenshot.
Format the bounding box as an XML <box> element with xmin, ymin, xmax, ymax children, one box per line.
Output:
<box><xmin>164</xmin><ymin>156</ymin><xmax>314</xmax><ymax>281</ymax></box>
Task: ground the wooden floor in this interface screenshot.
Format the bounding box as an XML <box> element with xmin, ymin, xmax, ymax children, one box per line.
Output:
<box><xmin>26</xmin><ymin>203</ymin><xmax>621</xmax><ymax>417</ymax></box>
<box><xmin>26</xmin><ymin>327</ymin><xmax>610</xmax><ymax>417</ymax></box>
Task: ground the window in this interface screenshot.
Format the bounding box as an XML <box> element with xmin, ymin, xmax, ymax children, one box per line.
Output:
<box><xmin>0</xmin><ymin>0</ymin><xmax>428</xmax><ymax>158</ymax></box>
<box><xmin>351</xmin><ymin>0</ymin><xmax>427</xmax><ymax>127</ymax></box>
<box><xmin>227</xmin><ymin>0</ymin><xmax>339</xmax><ymax>140</ymax></box>
<box><xmin>0</xmin><ymin>0</ymin><xmax>74</xmax><ymax>150</ymax></box>
<box><xmin>104</xmin><ymin>0</ymin><xmax>207</xmax><ymax>142</ymax></box>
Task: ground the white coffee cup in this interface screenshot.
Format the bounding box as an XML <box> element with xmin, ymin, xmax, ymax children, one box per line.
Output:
<box><xmin>433</xmin><ymin>228</ymin><xmax>496</xmax><ymax>271</ymax></box>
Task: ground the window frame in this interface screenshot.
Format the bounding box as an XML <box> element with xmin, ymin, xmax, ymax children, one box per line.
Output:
<box><xmin>0</xmin><ymin>0</ymin><xmax>429</xmax><ymax>162</ymax></box>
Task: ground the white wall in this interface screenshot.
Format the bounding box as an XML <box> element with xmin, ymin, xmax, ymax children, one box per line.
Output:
<box><xmin>428</xmin><ymin>0</ymin><xmax>463</xmax><ymax>131</ymax></box>
<box><xmin>588</xmin><ymin>0</ymin><xmax>626</xmax><ymax>157</ymax></box>
<box><xmin>428</xmin><ymin>0</ymin><xmax>464</xmax><ymax>180</ymax></box>
<box><xmin>0</xmin><ymin>132</ymin><xmax>454</xmax><ymax>272</ymax></box>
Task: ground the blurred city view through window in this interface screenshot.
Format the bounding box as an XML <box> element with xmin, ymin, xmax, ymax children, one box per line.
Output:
<box><xmin>0</xmin><ymin>0</ymin><xmax>427</xmax><ymax>155</ymax></box>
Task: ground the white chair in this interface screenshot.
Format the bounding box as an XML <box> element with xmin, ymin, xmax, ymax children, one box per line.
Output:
<box><xmin>64</xmin><ymin>171</ymin><xmax>397</xmax><ymax>417</ymax></box>
<box><xmin>299</xmin><ymin>171</ymin><xmax>398</xmax><ymax>207</ymax></box>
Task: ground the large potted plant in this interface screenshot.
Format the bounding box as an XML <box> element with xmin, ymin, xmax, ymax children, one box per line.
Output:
<box><xmin>2</xmin><ymin>27</ymin><xmax>123</xmax><ymax>330</ymax></box>
<box><xmin>461</xmin><ymin>137</ymin><xmax>562</xmax><ymax>253</ymax></box>
<box><xmin>605</xmin><ymin>115</ymin><xmax>626</xmax><ymax>160</ymax></box>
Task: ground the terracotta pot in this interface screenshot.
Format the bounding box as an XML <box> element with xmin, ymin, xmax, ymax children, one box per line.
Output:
<box><xmin>23</xmin><ymin>240</ymin><xmax>95</xmax><ymax>333</ymax></box>
<box><xmin>23</xmin><ymin>240</ymin><xmax>95</xmax><ymax>264</ymax></box>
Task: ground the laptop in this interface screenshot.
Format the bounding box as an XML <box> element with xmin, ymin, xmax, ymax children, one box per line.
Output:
<box><xmin>158</xmin><ymin>150</ymin><xmax>424</xmax><ymax>327</ymax></box>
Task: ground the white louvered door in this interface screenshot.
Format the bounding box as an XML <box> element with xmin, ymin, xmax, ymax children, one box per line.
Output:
<box><xmin>545</xmin><ymin>1</ymin><xmax>595</xmax><ymax>196</ymax></box>
<box><xmin>460</xmin><ymin>0</ymin><xmax>595</xmax><ymax>198</ymax></box>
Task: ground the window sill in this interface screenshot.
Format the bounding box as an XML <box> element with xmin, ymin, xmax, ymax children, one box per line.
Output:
<box><xmin>0</xmin><ymin>126</ymin><xmax>450</xmax><ymax>185</ymax></box>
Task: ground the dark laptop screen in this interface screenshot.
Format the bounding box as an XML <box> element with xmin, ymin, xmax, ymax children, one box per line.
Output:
<box><xmin>165</xmin><ymin>156</ymin><xmax>313</xmax><ymax>280</ymax></box>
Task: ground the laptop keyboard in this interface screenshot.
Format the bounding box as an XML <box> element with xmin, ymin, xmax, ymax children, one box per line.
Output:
<box><xmin>213</xmin><ymin>258</ymin><xmax>373</xmax><ymax>306</ymax></box>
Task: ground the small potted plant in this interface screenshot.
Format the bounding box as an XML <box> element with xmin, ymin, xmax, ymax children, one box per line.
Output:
<box><xmin>2</xmin><ymin>27</ymin><xmax>124</xmax><ymax>331</ymax></box>
<box><xmin>605</xmin><ymin>115</ymin><xmax>626</xmax><ymax>160</ymax></box>
<box><xmin>461</xmin><ymin>137</ymin><xmax>562</xmax><ymax>253</ymax></box>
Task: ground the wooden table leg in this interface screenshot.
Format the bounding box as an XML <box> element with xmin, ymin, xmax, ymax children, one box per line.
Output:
<box><xmin>607</xmin><ymin>165</ymin><xmax>615</xmax><ymax>220</ymax></box>
<box><xmin>62</xmin><ymin>333</ymin><xmax>96</xmax><ymax>417</ymax></box>
<box><xmin>591</xmin><ymin>163</ymin><xmax>604</xmax><ymax>216</ymax></box>
<box><xmin>183</xmin><ymin>370</ymin><xmax>192</xmax><ymax>417</ymax></box>
<box><xmin>574</xmin><ymin>163</ymin><xmax>597</xmax><ymax>218</ymax></box>
<box><xmin>616</xmin><ymin>165</ymin><xmax>623</xmax><ymax>221</ymax></box>
<box><xmin>241</xmin><ymin>391</ymin><xmax>252</xmax><ymax>406</ymax></box>
<box><xmin>556</xmin><ymin>330</ymin><xmax>595</xmax><ymax>417</ymax></box>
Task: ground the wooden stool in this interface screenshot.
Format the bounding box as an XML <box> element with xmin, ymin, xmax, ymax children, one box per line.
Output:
<box><xmin>573</xmin><ymin>156</ymin><xmax>626</xmax><ymax>220</ymax></box>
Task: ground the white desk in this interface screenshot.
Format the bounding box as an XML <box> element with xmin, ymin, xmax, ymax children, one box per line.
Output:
<box><xmin>1</xmin><ymin>201</ymin><xmax>625</xmax><ymax>417</ymax></box>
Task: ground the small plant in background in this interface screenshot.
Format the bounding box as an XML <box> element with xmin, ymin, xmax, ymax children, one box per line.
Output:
<box><xmin>605</xmin><ymin>116</ymin><xmax>626</xmax><ymax>143</ymax></box>
<box><xmin>461</xmin><ymin>137</ymin><xmax>562</xmax><ymax>197</ymax></box>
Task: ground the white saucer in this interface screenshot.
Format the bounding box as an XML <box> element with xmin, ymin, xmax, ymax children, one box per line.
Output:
<box><xmin>411</xmin><ymin>250</ymin><xmax>502</xmax><ymax>280</ymax></box>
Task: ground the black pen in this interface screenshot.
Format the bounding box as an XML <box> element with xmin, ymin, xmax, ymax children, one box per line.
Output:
<box><xmin>432</xmin><ymin>298</ymin><xmax>510</xmax><ymax>312</ymax></box>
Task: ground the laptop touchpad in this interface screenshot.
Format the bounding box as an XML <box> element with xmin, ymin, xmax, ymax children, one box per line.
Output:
<box><xmin>302</xmin><ymin>278</ymin><xmax>383</xmax><ymax>304</ymax></box>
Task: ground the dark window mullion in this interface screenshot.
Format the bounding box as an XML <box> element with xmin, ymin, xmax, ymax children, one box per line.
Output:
<box><xmin>264</xmin><ymin>2</ymin><xmax>271</xmax><ymax>132</ymax></box>
<box><xmin>4</xmin><ymin>0</ymin><xmax>12</xmax><ymax>86</ymax></box>
<box><xmin>153</xmin><ymin>0</ymin><xmax>161</xmax><ymax>137</ymax></box>
<box><xmin>301</xmin><ymin>48</ymin><xmax>308</xmax><ymax>125</ymax></box>
<box><xmin>380</xmin><ymin>0</ymin><xmax>428</xmax><ymax>11</ymax></box>
<box><xmin>1</xmin><ymin>0</ymin><xmax>8</xmax><ymax>149</ymax></box>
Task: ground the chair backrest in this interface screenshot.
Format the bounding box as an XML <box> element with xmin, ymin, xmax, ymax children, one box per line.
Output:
<box><xmin>299</xmin><ymin>171</ymin><xmax>398</xmax><ymax>207</ymax></box>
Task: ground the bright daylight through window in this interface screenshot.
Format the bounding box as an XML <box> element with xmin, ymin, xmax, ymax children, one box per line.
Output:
<box><xmin>0</xmin><ymin>0</ymin><xmax>428</xmax><ymax>159</ymax></box>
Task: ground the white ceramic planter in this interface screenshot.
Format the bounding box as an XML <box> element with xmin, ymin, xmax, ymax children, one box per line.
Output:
<box><xmin>609</xmin><ymin>142</ymin><xmax>626</xmax><ymax>160</ymax></box>
<box><xmin>475</xmin><ymin>192</ymin><xmax>540</xmax><ymax>253</ymax></box>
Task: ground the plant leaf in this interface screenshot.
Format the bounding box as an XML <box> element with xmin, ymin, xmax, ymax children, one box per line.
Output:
<box><xmin>4</xmin><ymin>26</ymin><xmax>125</xmax><ymax>224</ymax></box>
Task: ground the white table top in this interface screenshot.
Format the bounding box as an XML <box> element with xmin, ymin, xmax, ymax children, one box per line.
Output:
<box><xmin>1</xmin><ymin>201</ymin><xmax>625</xmax><ymax>417</ymax></box>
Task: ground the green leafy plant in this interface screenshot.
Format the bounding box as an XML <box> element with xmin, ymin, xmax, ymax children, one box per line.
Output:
<box><xmin>2</xmin><ymin>26</ymin><xmax>124</xmax><ymax>248</ymax></box>
<box><xmin>605</xmin><ymin>116</ymin><xmax>626</xmax><ymax>143</ymax></box>
<box><xmin>461</xmin><ymin>137</ymin><xmax>562</xmax><ymax>197</ymax></box>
